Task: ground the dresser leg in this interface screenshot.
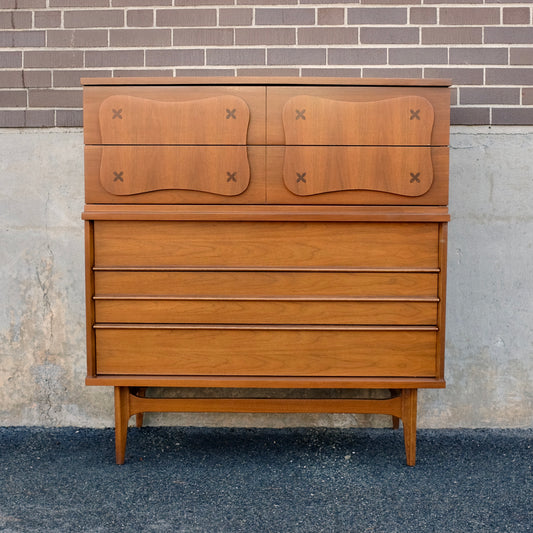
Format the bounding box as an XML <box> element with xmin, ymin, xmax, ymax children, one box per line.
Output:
<box><xmin>134</xmin><ymin>387</ymin><xmax>147</xmax><ymax>428</ymax></box>
<box><xmin>114</xmin><ymin>386</ymin><xmax>130</xmax><ymax>465</ymax></box>
<box><xmin>392</xmin><ymin>416</ymin><xmax>400</xmax><ymax>430</ymax></box>
<box><xmin>401</xmin><ymin>389</ymin><xmax>418</xmax><ymax>466</ymax></box>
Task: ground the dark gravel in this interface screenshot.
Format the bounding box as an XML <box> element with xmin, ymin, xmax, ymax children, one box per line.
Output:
<box><xmin>1</xmin><ymin>427</ymin><xmax>532</xmax><ymax>532</ymax></box>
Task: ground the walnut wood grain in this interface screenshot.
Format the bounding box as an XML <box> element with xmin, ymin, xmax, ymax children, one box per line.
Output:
<box><xmin>283</xmin><ymin>146</ymin><xmax>433</xmax><ymax>197</ymax></box>
<box><xmin>98</xmin><ymin>145</ymin><xmax>250</xmax><ymax>197</ymax></box>
<box><xmin>282</xmin><ymin>95</ymin><xmax>434</xmax><ymax>146</ymax></box>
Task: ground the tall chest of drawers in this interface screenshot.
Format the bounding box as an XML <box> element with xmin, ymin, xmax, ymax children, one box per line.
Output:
<box><xmin>82</xmin><ymin>77</ymin><xmax>450</xmax><ymax>465</ymax></box>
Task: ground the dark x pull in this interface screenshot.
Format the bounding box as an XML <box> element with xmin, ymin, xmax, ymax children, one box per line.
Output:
<box><xmin>410</xmin><ymin>109</ymin><xmax>421</xmax><ymax>120</ymax></box>
<box><xmin>295</xmin><ymin>109</ymin><xmax>306</xmax><ymax>120</ymax></box>
<box><xmin>296</xmin><ymin>172</ymin><xmax>307</xmax><ymax>183</ymax></box>
<box><xmin>410</xmin><ymin>172</ymin><xmax>421</xmax><ymax>183</ymax></box>
<box><xmin>227</xmin><ymin>171</ymin><xmax>237</xmax><ymax>182</ymax></box>
<box><xmin>226</xmin><ymin>108</ymin><xmax>236</xmax><ymax>119</ymax></box>
<box><xmin>113</xmin><ymin>171</ymin><xmax>124</xmax><ymax>182</ymax></box>
<box><xmin>112</xmin><ymin>109</ymin><xmax>123</xmax><ymax>120</ymax></box>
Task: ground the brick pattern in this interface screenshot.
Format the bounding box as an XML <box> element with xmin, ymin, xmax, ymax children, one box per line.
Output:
<box><xmin>1</xmin><ymin>1</ymin><xmax>532</xmax><ymax>126</ymax></box>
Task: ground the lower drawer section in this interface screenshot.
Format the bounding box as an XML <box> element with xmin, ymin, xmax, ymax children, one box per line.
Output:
<box><xmin>95</xmin><ymin>325</ymin><xmax>437</xmax><ymax>378</ymax></box>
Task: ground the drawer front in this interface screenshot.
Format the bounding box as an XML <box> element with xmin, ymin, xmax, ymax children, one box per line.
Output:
<box><xmin>94</xmin><ymin>271</ymin><xmax>438</xmax><ymax>298</ymax></box>
<box><xmin>84</xmin><ymin>86</ymin><xmax>266</xmax><ymax>145</ymax></box>
<box><xmin>95</xmin><ymin>326</ymin><xmax>437</xmax><ymax>378</ymax></box>
<box><xmin>94</xmin><ymin>299</ymin><xmax>438</xmax><ymax>325</ymax></box>
<box><xmin>267</xmin><ymin>86</ymin><xmax>450</xmax><ymax>146</ymax></box>
<box><xmin>93</xmin><ymin>221</ymin><xmax>439</xmax><ymax>269</ymax></box>
<box><xmin>85</xmin><ymin>145</ymin><xmax>266</xmax><ymax>204</ymax></box>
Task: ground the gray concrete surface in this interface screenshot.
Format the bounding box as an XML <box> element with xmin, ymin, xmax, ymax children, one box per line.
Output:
<box><xmin>0</xmin><ymin>126</ymin><xmax>532</xmax><ymax>429</ymax></box>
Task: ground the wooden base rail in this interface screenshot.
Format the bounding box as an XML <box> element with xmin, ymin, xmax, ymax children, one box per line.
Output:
<box><xmin>114</xmin><ymin>386</ymin><xmax>418</xmax><ymax>466</ymax></box>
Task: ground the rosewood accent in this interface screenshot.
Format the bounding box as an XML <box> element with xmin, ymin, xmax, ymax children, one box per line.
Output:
<box><xmin>82</xmin><ymin>76</ymin><xmax>451</xmax><ymax>466</ymax></box>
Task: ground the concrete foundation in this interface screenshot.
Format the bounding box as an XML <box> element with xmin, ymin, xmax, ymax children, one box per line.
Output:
<box><xmin>0</xmin><ymin>127</ymin><xmax>532</xmax><ymax>429</ymax></box>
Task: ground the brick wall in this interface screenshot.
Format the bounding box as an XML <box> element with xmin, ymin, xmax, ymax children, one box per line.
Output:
<box><xmin>1</xmin><ymin>1</ymin><xmax>532</xmax><ymax>128</ymax></box>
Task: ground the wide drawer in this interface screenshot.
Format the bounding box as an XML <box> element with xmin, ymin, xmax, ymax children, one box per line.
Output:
<box><xmin>93</xmin><ymin>221</ymin><xmax>439</xmax><ymax>269</ymax></box>
<box><xmin>95</xmin><ymin>326</ymin><xmax>437</xmax><ymax>377</ymax></box>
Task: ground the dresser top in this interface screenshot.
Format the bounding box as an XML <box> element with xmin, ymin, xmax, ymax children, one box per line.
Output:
<box><xmin>81</xmin><ymin>76</ymin><xmax>451</xmax><ymax>88</ymax></box>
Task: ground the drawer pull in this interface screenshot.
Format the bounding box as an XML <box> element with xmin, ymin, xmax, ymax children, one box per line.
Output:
<box><xmin>410</xmin><ymin>109</ymin><xmax>420</xmax><ymax>121</ymax></box>
<box><xmin>295</xmin><ymin>109</ymin><xmax>306</xmax><ymax>120</ymax></box>
<box><xmin>410</xmin><ymin>172</ymin><xmax>421</xmax><ymax>183</ymax></box>
<box><xmin>226</xmin><ymin>108</ymin><xmax>237</xmax><ymax>119</ymax></box>
<box><xmin>112</xmin><ymin>108</ymin><xmax>122</xmax><ymax>120</ymax></box>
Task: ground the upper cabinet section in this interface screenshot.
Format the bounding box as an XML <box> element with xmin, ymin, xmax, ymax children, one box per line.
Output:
<box><xmin>83</xmin><ymin>85</ymin><xmax>266</xmax><ymax>145</ymax></box>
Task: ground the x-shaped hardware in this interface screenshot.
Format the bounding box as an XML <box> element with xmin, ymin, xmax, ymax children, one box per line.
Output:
<box><xmin>295</xmin><ymin>109</ymin><xmax>306</xmax><ymax>120</ymax></box>
<box><xmin>113</xmin><ymin>171</ymin><xmax>124</xmax><ymax>182</ymax></box>
<box><xmin>410</xmin><ymin>109</ymin><xmax>421</xmax><ymax>121</ymax></box>
<box><xmin>410</xmin><ymin>172</ymin><xmax>421</xmax><ymax>183</ymax></box>
<box><xmin>112</xmin><ymin>109</ymin><xmax>123</xmax><ymax>120</ymax></box>
<box><xmin>227</xmin><ymin>171</ymin><xmax>237</xmax><ymax>182</ymax></box>
<box><xmin>296</xmin><ymin>172</ymin><xmax>307</xmax><ymax>183</ymax></box>
<box><xmin>226</xmin><ymin>108</ymin><xmax>236</xmax><ymax>119</ymax></box>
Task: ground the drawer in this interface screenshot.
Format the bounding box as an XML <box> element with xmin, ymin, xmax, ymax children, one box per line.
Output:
<box><xmin>93</xmin><ymin>221</ymin><xmax>440</xmax><ymax>269</ymax></box>
<box><xmin>266</xmin><ymin>86</ymin><xmax>450</xmax><ymax>146</ymax></box>
<box><xmin>85</xmin><ymin>145</ymin><xmax>266</xmax><ymax>204</ymax></box>
<box><xmin>95</xmin><ymin>326</ymin><xmax>438</xmax><ymax>378</ymax></box>
<box><xmin>84</xmin><ymin>86</ymin><xmax>266</xmax><ymax>145</ymax></box>
<box><xmin>94</xmin><ymin>299</ymin><xmax>438</xmax><ymax>325</ymax></box>
<box><xmin>94</xmin><ymin>271</ymin><xmax>439</xmax><ymax>298</ymax></box>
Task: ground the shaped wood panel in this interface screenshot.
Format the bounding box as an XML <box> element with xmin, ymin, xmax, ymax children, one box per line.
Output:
<box><xmin>98</xmin><ymin>145</ymin><xmax>250</xmax><ymax>197</ymax></box>
<box><xmin>99</xmin><ymin>94</ymin><xmax>250</xmax><ymax>145</ymax></box>
<box><xmin>283</xmin><ymin>146</ymin><xmax>433</xmax><ymax>197</ymax></box>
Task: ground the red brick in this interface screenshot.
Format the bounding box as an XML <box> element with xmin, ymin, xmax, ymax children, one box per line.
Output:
<box><xmin>440</xmin><ymin>7</ymin><xmax>500</xmax><ymax>26</ymax></box>
<box><xmin>422</xmin><ymin>27</ymin><xmax>482</xmax><ymax>45</ymax></box>
<box><xmin>238</xmin><ymin>0</ymin><xmax>297</xmax><ymax>5</ymax></box>
<box><xmin>207</xmin><ymin>48</ymin><xmax>265</xmax><ymax>66</ymax></box>
<box><xmin>113</xmin><ymin>69</ymin><xmax>173</xmax><ymax>77</ymax></box>
<box><xmin>425</xmin><ymin>0</ymin><xmax>482</xmax><ymax>4</ymax></box>
<box><xmin>348</xmin><ymin>7</ymin><xmax>407</xmax><ymax>24</ymax></box>
<box><xmin>64</xmin><ymin>10</ymin><xmax>124</xmax><ymax>28</ymax></box>
<box><xmin>85</xmin><ymin>50</ymin><xmax>144</xmax><ymax>67</ymax></box>
<box><xmin>389</xmin><ymin>47</ymin><xmax>447</xmax><ymax>65</ymax></box>
<box><xmin>302</xmin><ymin>68</ymin><xmax>362</xmax><ymax>77</ymax></box>
<box><xmin>173</xmin><ymin>68</ymin><xmax>234</xmax><ymax>77</ymax></box>
<box><xmin>360</xmin><ymin>27</ymin><xmax>418</xmax><ymax>45</ymax></box>
<box><xmin>299</xmin><ymin>27</ymin><xmax>359</xmax><ymax>45</ymax></box>
<box><xmin>267</xmin><ymin>48</ymin><xmax>326</xmax><ymax>65</ymax></box>
<box><xmin>113</xmin><ymin>0</ymin><xmax>169</xmax><ymax>5</ymax></box>
<box><xmin>503</xmin><ymin>8</ymin><xmax>530</xmax><ymax>25</ymax></box>
<box><xmin>156</xmin><ymin>9</ymin><xmax>216</xmax><ymax>27</ymax></box>
<box><xmin>238</xmin><ymin>67</ymin><xmax>299</xmax><ymax>76</ymax></box>
<box><xmin>450</xmin><ymin>48</ymin><xmax>508</xmax><ymax>66</ymax></box>
<box><xmin>0</xmin><ymin>31</ymin><xmax>45</xmax><ymax>47</ymax></box>
<box><xmin>409</xmin><ymin>7</ymin><xmax>436</xmax><ymax>25</ymax></box>
<box><xmin>173</xmin><ymin>29</ymin><xmax>233</xmax><ymax>46</ymax></box>
<box><xmin>53</xmin><ymin>70</ymin><xmax>110</xmax><ymax>88</ymax></box>
<box><xmin>425</xmin><ymin>67</ymin><xmax>483</xmax><ymax>85</ymax></box>
<box><xmin>25</xmin><ymin>51</ymin><xmax>83</xmax><ymax>69</ymax></box>
<box><xmin>510</xmin><ymin>49</ymin><xmax>533</xmax><ymax>66</ymax></box>
<box><xmin>236</xmin><ymin>28</ymin><xmax>295</xmax><ymax>46</ymax></box>
<box><xmin>486</xmin><ymin>68</ymin><xmax>533</xmax><ymax>86</ymax></box>
<box><xmin>317</xmin><ymin>8</ymin><xmax>345</xmax><ymax>26</ymax></box>
<box><xmin>329</xmin><ymin>48</ymin><xmax>386</xmax><ymax>65</ymax></box>
<box><xmin>360</xmin><ymin>0</ymin><xmax>420</xmax><ymax>4</ymax></box>
<box><xmin>5</xmin><ymin>0</ymin><xmax>46</xmax><ymax>6</ymax></box>
<box><xmin>0</xmin><ymin>90</ymin><xmax>27</xmax><ymax>107</ymax></box>
<box><xmin>50</xmin><ymin>0</ymin><xmax>109</xmax><ymax>6</ymax></box>
<box><xmin>460</xmin><ymin>87</ymin><xmax>520</xmax><ymax>105</ymax></box>
<box><xmin>255</xmin><ymin>8</ymin><xmax>315</xmax><ymax>25</ymax></box>
<box><xmin>34</xmin><ymin>11</ymin><xmax>62</xmax><ymax>28</ymax></box>
<box><xmin>47</xmin><ymin>30</ymin><xmax>109</xmax><ymax>48</ymax></box>
<box><xmin>485</xmin><ymin>27</ymin><xmax>533</xmax><ymax>45</ymax></box>
<box><xmin>22</xmin><ymin>70</ymin><xmax>51</xmax><ymax>88</ymax></box>
<box><xmin>174</xmin><ymin>0</ymin><xmax>232</xmax><ymax>4</ymax></box>
<box><xmin>0</xmin><ymin>11</ymin><xmax>32</xmax><ymax>29</ymax></box>
<box><xmin>450</xmin><ymin>107</ymin><xmax>489</xmax><ymax>126</ymax></box>
<box><xmin>146</xmin><ymin>49</ymin><xmax>204</xmax><ymax>67</ymax></box>
<box><xmin>0</xmin><ymin>51</ymin><xmax>21</xmax><ymax>68</ymax></box>
<box><xmin>219</xmin><ymin>8</ymin><xmax>253</xmax><ymax>26</ymax></box>
<box><xmin>110</xmin><ymin>28</ymin><xmax>170</xmax><ymax>47</ymax></box>
<box><xmin>127</xmin><ymin>10</ymin><xmax>154</xmax><ymax>27</ymax></box>
<box><xmin>492</xmin><ymin>108</ymin><xmax>533</xmax><ymax>125</ymax></box>
<box><xmin>29</xmin><ymin>89</ymin><xmax>82</xmax><ymax>108</ymax></box>
<box><xmin>56</xmin><ymin>109</ymin><xmax>83</xmax><ymax>127</ymax></box>
<box><xmin>522</xmin><ymin>88</ymin><xmax>533</xmax><ymax>105</ymax></box>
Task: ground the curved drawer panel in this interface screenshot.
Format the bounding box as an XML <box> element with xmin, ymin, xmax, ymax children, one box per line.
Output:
<box><xmin>99</xmin><ymin>145</ymin><xmax>250</xmax><ymax>197</ymax></box>
<box><xmin>99</xmin><ymin>94</ymin><xmax>250</xmax><ymax>145</ymax></box>
<box><xmin>283</xmin><ymin>146</ymin><xmax>433</xmax><ymax>197</ymax></box>
<box><xmin>282</xmin><ymin>95</ymin><xmax>434</xmax><ymax>146</ymax></box>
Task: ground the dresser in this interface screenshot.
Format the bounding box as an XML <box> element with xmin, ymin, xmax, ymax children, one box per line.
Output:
<box><xmin>82</xmin><ymin>77</ymin><xmax>450</xmax><ymax>465</ymax></box>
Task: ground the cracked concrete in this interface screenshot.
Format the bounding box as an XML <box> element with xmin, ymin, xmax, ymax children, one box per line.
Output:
<box><xmin>0</xmin><ymin>126</ymin><xmax>532</xmax><ymax>429</ymax></box>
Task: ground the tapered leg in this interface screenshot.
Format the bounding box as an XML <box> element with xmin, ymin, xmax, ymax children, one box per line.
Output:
<box><xmin>401</xmin><ymin>389</ymin><xmax>418</xmax><ymax>466</ymax></box>
<box><xmin>135</xmin><ymin>388</ymin><xmax>147</xmax><ymax>428</ymax></box>
<box><xmin>392</xmin><ymin>416</ymin><xmax>400</xmax><ymax>430</ymax></box>
<box><xmin>114</xmin><ymin>386</ymin><xmax>130</xmax><ymax>465</ymax></box>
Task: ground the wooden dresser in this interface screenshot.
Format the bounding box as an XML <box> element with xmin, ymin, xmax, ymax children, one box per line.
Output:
<box><xmin>82</xmin><ymin>77</ymin><xmax>450</xmax><ymax>465</ymax></box>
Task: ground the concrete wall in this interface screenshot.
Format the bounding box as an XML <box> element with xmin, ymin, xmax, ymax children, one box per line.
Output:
<box><xmin>1</xmin><ymin>126</ymin><xmax>532</xmax><ymax>429</ymax></box>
